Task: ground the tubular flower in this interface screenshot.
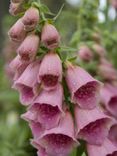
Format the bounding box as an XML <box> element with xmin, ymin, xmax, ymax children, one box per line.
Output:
<box><xmin>32</xmin><ymin>112</ymin><xmax>79</xmax><ymax>156</ymax></box>
<box><xmin>13</xmin><ymin>61</ymin><xmax>40</xmax><ymax>105</ymax></box>
<box><xmin>38</xmin><ymin>53</ymin><xmax>62</xmax><ymax>91</ymax></box>
<box><xmin>98</xmin><ymin>64</ymin><xmax>117</xmax><ymax>81</ymax></box>
<box><xmin>100</xmin><ymin>84</ymin><xmax>117</xmax><ymax>118</ymax></box>
<box><xmin>28</xmin><ymin>84</ymin><xmax>64</xmax><ymax>129</ymax></box>
<box><xmin>75</xmin><ymin>106</ymin><xmax>112</xmax><ymax>145</ymax></box>
<box><xmin>78</xmin><ymin>46</ymin><xmax>93</xmax><ymax>62</ymax></box>
<box><xmin>17</xmin><ymin>34</ymin><xmax>40</xmax><ymax>62</ymax></box>
<box><xmin>41</xmin><ymin>23</ymin><xmax>60</xmax><ymax>49</ymax></box>
<box><xmin>8</xmin><ymin>18</ymin><xmax>26</xmax><ymax>42</ymax></box>
<box><xmin>87</xmin><ymin>139</ymin><xmax>117</xmax><ymax>156</ymax></box>
<box><xmin>22</xmin><ymin>7</ymin><xmax>39</xmax><ymax>31</ymax></box>
<box><xmin>66</xmin><ymin>65</ymin><xmax>102</xmax><ymax>109</ymax></box>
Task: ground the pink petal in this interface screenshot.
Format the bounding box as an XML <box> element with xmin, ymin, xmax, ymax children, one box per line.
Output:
<box><xmin>87</xmin><ymin>139</ymin><xmax>117</xmax><ymax>156</ymax></box>
<box><xmin>38</xmin><ymin>53</ymin><xmax>62</xmax><ymax>91</ymax></box>
<box><xmin>66</xmin><ymin>65</ymin><xmax>102</xmax><ymax>109</ymax></box>
<box><xmin>34</xmin><ymin>112</ymin><xmax>79</xmax><ymax>156</ymax></box>
<box><xmin>8</xmin><ymin>18</ymin><xmax>26</xmax><ymax>42</ymax></box>
<box><xmin>29</xmin><ymin>84</ymin><xmax>64</xmax><ymax>129</ymax></box>
<box><xmin>41</xmin><ymin>23</ymin><xmax>60</xmax><ymax>49</ymax></box>
<box><xmin>100</xmin><ymin>84</ymin><xmax>117</xmax><ymax>118</ymax></box>
<box><xmin>17</xmin><ymin>34</ymin><xmax>40</xmax><ymax>63</ymax></box>
<box><xmin>75</xmin><ymin>106</ymin><xmax>112</xmax><ymax>145</ymax></box>
<box><xmin>13</xmin><ymin>61</ymin><xmax>40</xmax><ymax>105</ymax></box>
<box><xmin>22</xmin><ymin>7</ymin><xmax>39</xmax><ymax>31</ymax></box>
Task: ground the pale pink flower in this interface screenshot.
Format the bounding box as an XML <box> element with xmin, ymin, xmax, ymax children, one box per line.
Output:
<box><xmin>98</xmin><ymin>64</ymin><xmax>117</xmax><ymax>81</ymax></box>
<box><xmin>41</xmin><ymin>23</ymin><xmax>60</xmax><ymax>49</ymax></box>
<box><xmin>93</xmin><ymin>44</ymin><xmax>107</xmax><ymax>57</ymax></box>
<box><xmin>9</xmin><ymin>55</ymin><xmax>22</xmax><ymax>71</ymax></box>
<box><xmin>78</xmin><ymin>46</ymin><xmax>93</xmax><ymax>62</ymax></box>
<box><xmin>32</xmin><ymin>112</ymin><xmax>79</xmax><ymax>156</ymax></box>
<box><xmin>31</xmin><ymin>142</ymin><xmax>48</xmax><ymax>156</ymax></box>
<box><xmin>100</xmin><ymin>84</ymin><xmax>117</xmax><ymax>118</ymax></box>
<box><xmin>87</xmin><ymin>139</ymin><xmax>117</xmax><ymax>156</ymax></box>
<box><xmin>21</xmin><ymin>110</ymin><xmax>44</xmax><ymax>138</ymax></box>
<box><xmin>38</xmin><ymin>53</ymin><xmax>62</xmax><ymax>91</ymax></box>
<box><xmin>29</xmin><ymin>84</ymin><xmax>64</xmax><ymax>129</ymax></box>
<box><xmin>8</xmin><ymin>18</ymin><xmax>26</xmax><ymax>42</ymax></box>
<box><xmin>22</xmin><ymin>7</ymin><xmax>39</xmax><ymax>31</ymax></box>
<box><xmin>9</xmin><ymin>1</ymin><xmax>24</xmax><ymax>16</ymax></box>
<box><xmin>13</xmin><ymin>61</ymin><xmax>40</xmax><ymax>105</ymax></box>
<box><xmin>17</xmin><ymin>34</ymin><xmax>40</xmax><ymax>62</ymax></box>
<box><xmin>66</xmin><ymin>65</ymin><xmax>102</xmax><ymax>109</ymax></box>
<box><xmin>9</xmin><ymin>55</ymin><xmax>29</xmax><ymax>81</ymax></box>
<box><xmin>99</xmin><ymin>58</ymin><xmax>113</xmax><ymax>68</ymax></box>
<box><xmin>75</xmin><ymin>106</ymin><xmax>112</xmax><ymax>145</ymax></box>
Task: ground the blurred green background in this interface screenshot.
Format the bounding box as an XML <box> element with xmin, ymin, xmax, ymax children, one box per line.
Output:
<box><xmin>0</xmin><ymin>0</ymin><xmax>117</xmax><ymax>156</ymax></box>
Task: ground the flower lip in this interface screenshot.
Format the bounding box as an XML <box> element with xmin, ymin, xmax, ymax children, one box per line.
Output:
<box><xmin>78</xmin><ymin>118</ymin><xmax>110</xmax><ymax>145</ymax></box>
<box><xmin>38</xmin><ymin>133</ymin><xmax>78</xmax><ymax>156</ymax></box>
<box><xmin>74</xmin><ymin>81</ymin><xmax>100</xmax><ymax>109</ymax></box>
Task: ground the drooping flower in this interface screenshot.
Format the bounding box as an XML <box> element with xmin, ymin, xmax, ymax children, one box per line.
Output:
<box><xmin>98</xmin><ymin>64</ymin><xmax>117</xmax><ymax>81</ymax></box>
<box><xmin>100</xmin><ymin>84</ymin><xmax>117</xmax><ymax>118</ymax></box>
<box><xmin>38</xmin><ymin>53</ymin><xmax>62</xmax><ymax>91</ymax></box>
<box><xmin>29</xmin><ymin>84</ymin><xmax>64</xmax><ymax>129</ymax></box>
<box><xmin>92</xmin><ymin>44</ymin><xmax>107</xmax><ymax>57</ymax></box>
<box><xmin>78</xmin><ymin>46</ymin><xmax>93</xmax><ymax>62</ymax></box>
<box><xmin>75</xmin><ymin>106</ymin><xmax>112</xmax><ymax>145</ymax></box>
<box><xmin>32</xmin><ymin>112</ymin><xmax>79</xmax><ymax>156</ymax></box>
<box><xmin>87</xmin><ymin>139</ymin><xmax>117</xmax><ymax>156</ymax></box>
<box><xmin>41</xmin><ymin>23</ymin><xmax>60</xmax><ymax>49</ymax></box>
<box><xmin>13</xmin><ymin>60</ymin><xmax>40</xmax><ymax>105</ymax></box>
<box><xmin>21</xmin><ymin>111</ymin><xmax>44</xmax><ymax>138</ymax></box>
<box><xmin>17</xmin><ymin>34</ymin><xmax>40</xmax><ymax>62</ymax></box>
<box><xmin>8</xmin><ymin>18</ymin><xmax>26</xmax><ymax>42</ymax></box>
<box><xmin>22</xmin><ymin>7</ymin><xmax>39</xmax><ymax>31</ymax></box>
<box><xmin>66</xmin><ymin>65</ymin><xmax>102</xmax><ymax>109</ymax></box>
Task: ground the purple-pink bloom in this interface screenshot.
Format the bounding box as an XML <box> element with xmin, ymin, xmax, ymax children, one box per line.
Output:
<box><xmin>92</xmin><ymin>44</ymin><xmax>107</xmax><ymax>57</ymax></box>
<box><xmin>29</xmin><ymin>84</ymin><xmax>64</xmax><ymax>129</ymax></box>
<box><xmin>13</xmin><ymin>60</ymin><xmax>40</xmax><ymax>105</ymax></box>
<box><xmin>87</xmin><ymin>139</ymin><xmax>117</xmax><ymax>156</ymax></box>
<box><xmin>41</xmin><ymin>23</ymin><xmax>60</xmax><ymax>49</ymax></box>
<box><xmin>22</xmin><ymin>7</ymin><xmax>39</xmax><ymax>31</ymax></box>
<box><xmin>32</xmin><ymin>112</ymin><xmax>79</xmax><ymax>156</ymax></box>
<box><xmin>21</xmin><ymin>111</ymin><xmax>44</xmax><ymax>138</ymax></box>
<box><xmin>78</xmin><ymin>46</ymin><xmax>93</xmax><ymax>62</ymax></box>
<box><xmin>98</xmin><ymin>64</ymin><xmax>117</xmax><ymax>81</ymax></box>
<box><xmin>100</xmin><ymin>84</ymin><xmax>117</xmax><ymax>118</ymax></box>
<box><xmin>17</xmin><ymin>34</ymin><xmax>40</xmax><ymax>63</ymax></box>
<box><xmin>66</xmin><ymin>65</ymin><xmax>102</xmax><ymax>109</ymax></box>
<box><xmin>38</xmin><ymin>53</ymin><xmax>62</xmax><ymax>91</ymax></box>
<box><xmin>8</xmin><ymin>18</ymin><xmax>26</xmax><ymax>42</ymax></box>
<box><xmin>75</xmin><ymin>106</ymin><xmax>112</xmax><ymax>145</ymax></box>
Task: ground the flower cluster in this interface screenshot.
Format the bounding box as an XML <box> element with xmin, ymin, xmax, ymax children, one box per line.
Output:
<box><xmin>77</xmin><ymin>34</ymin><xmax>117</xmax><ymax>155</ymax></box>
<box><xmin>8</xmin><ymin>0</ymin><xmax>117</xmax><ymax>156</ymax></box>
